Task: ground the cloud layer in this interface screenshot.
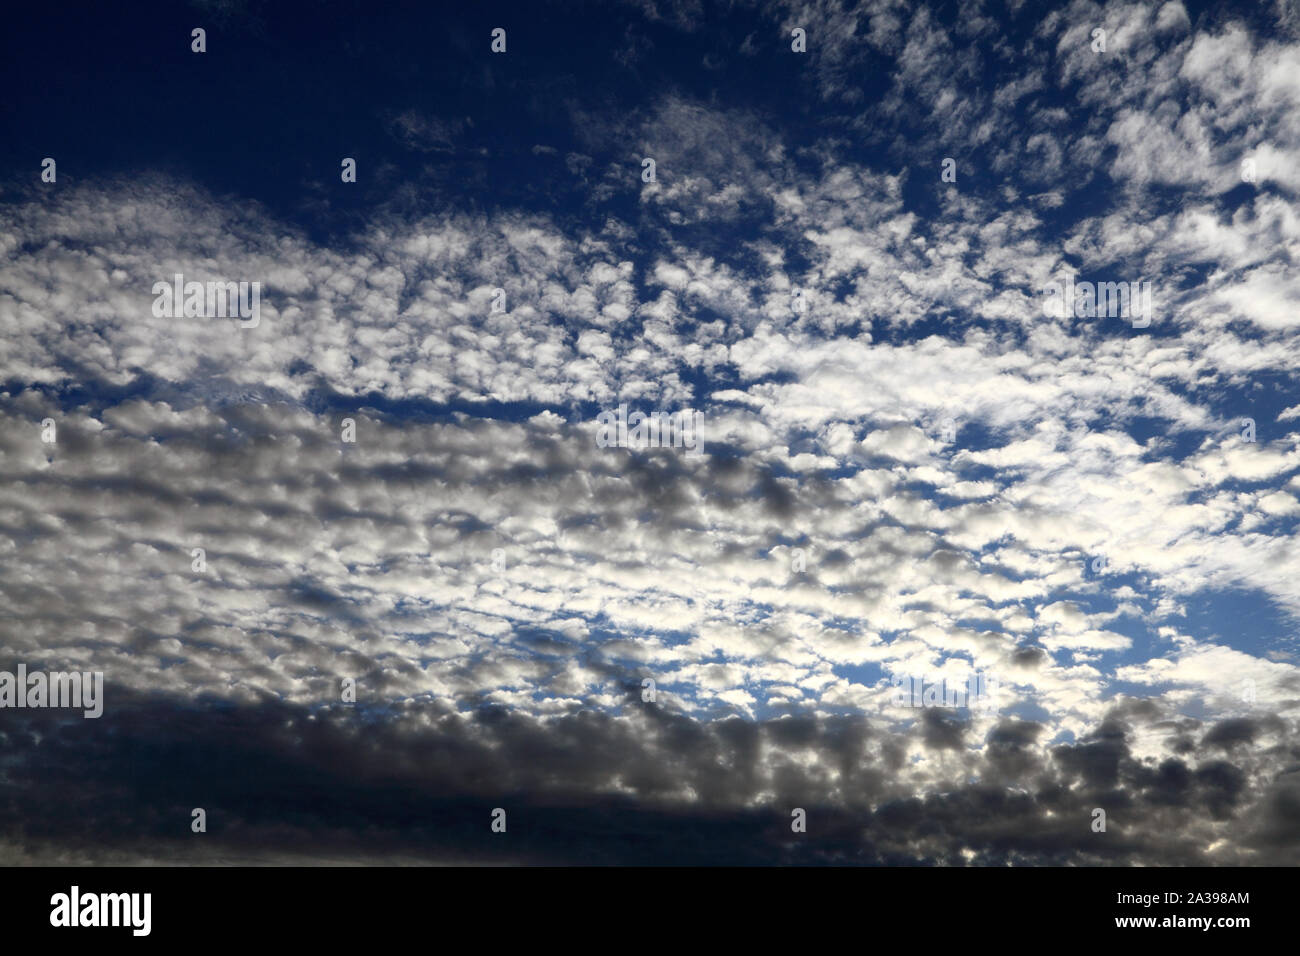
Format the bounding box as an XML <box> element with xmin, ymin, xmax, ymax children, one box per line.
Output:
<box><xmin>1</xmin><ymin>0</ymin><xmax>1298</xmax><ymax>864</ymax></box>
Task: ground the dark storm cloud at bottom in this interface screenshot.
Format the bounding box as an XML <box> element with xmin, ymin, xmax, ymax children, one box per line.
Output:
<box><xmin>5</xmin><ymin>691</ymin><xmax>1298</xmax><ymax>865</ymax></box>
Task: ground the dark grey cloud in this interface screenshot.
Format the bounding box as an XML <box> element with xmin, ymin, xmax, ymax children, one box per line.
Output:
<box><xmin>2</xmin><ymin>691</ymin><xmax>1293</xmax><ymax>864</ymax></box>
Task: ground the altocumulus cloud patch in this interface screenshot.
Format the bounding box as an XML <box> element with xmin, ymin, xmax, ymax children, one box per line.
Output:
<box><xmin>0</xmin><ymin>0</ymin><xmax>1298</xmax><ymax>865</ymax></box>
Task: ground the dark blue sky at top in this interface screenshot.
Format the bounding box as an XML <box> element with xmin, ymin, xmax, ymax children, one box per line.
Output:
<box><xmin>1</xmin><ymin>0</ymin><xmax>1262</xmax><ymax>239</ymax></box>
<box><xmin>6</xmin><ymin>0</ymin><xmax>833</xmax><ymax>236</ymax></box>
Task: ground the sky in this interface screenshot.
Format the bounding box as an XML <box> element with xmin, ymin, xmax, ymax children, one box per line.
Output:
<box><xmin>0</xmin><ymin>0</ymin><xmax>1298</xmax><ymax>865</ymax></box>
